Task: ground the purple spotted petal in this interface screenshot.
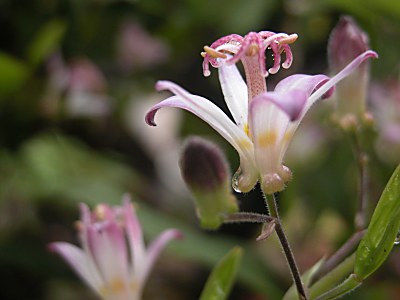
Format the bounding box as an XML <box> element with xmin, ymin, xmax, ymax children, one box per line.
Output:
<box><xmin>252</xmin><ymin>89</ymin><xmax>308</xmax><ymax>121</ymax></box>
<box><xmin>308</xmin><ymin>50</ymin><xmax>378</xmax><ymax>104</ymax></box>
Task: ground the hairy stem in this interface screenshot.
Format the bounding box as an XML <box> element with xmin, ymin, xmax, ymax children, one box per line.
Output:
<box><xmin>223</xmin><ymin>212</ymin><xmax>275</xmax><ymax>224</ymax></box>
<box><xmin>265</xmin><ymin>193</ymin><xmax>308</xmax><ymax>300</ymax></box>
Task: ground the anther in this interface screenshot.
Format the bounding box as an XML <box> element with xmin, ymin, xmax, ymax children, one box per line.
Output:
<box><xmin>203</xmin><ymin>46</ymin><xmax>227</xmax><ymax>59</ymax></box>
<box><xmin>278</xmin><ymin>34</ymin><xmax>298</xmax><ymax>45</ymax></box>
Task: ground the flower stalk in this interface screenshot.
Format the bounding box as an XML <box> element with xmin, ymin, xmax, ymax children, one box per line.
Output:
<box><xmin>265</xmin><ymin>193</ymin><xmax>308</xmax><ymax>300</ymax></box>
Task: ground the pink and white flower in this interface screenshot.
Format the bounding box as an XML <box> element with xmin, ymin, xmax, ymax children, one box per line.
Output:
<box><xmin>145</xmin><ymin>31</ymin><xmax>377</xmax><ymax>194</ymax></box>
<box><xmin>49</xmin><ymin>196</ymin><xmax>182</xmax><ymax>300</ymax></box>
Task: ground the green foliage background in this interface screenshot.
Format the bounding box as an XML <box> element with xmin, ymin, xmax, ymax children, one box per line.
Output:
<box><xmin>0</xmin><ymin>0</ymin><xmax>399</xmax><ymax>299</ymax></box>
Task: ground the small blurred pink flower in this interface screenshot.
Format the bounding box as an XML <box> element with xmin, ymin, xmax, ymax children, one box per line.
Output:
<box><xmin>370</xmin><ymin>79</ymin><xmax>400</xmax><ymax>163</ymax></box>
<box><xmin>116</xmin><ymin>22</ymin><xmax>169</xmax><ymax>72</ymax></box>
<box><xmin>145</xmin><ymin>30</ymin><xmax>377</xmax><ymax>194</ymax></box>
<box><xmin>43</xmin><ymin>54</ymin><xmax>111</xmax><ymax>118</ymax></box>
<box><xmin>49</xmin><ymin>196</ymin><xmax>182</xmax><ymax>300</ymax></box>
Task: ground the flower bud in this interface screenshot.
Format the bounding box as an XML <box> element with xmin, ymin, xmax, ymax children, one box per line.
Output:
<box><xmin>328</xmin><ymin>16</ymin><xmax>371</xmax><ymax>125</ymax></box>
<box><xmin>180</xmin><ymin>136</ymin><xmax>238</xmax><ymax>229</ymax></box>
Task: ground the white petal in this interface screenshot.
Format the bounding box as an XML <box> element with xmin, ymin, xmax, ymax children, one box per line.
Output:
<box><xmin>146</xmin><ymin>81</ymin><xmax>256</xmax><ymax>176</ymax></box>
<box><xmin>218</xmin><ymin>61</ymin><xmax>248</xmax><ymax>130</ymax></box>
<box><xmin>249</xmin><ymin>96</ymin><xmax>291</xmax><ymax>193</ymax></box>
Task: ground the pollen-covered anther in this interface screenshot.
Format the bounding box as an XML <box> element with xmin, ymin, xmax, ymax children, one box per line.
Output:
<box><xmin>203</xmin><ymin>46</ymin><xmax>227</xmax><ymax>59</ymax></box>
<box><xmin>94</xmin><ymin>204</ymin><xmax>107</xmax><ymax>221</ymax></box>
<box><xmin>74</xmin><ymin>221</ymin><xmax>83</xmax><ymax>231</ymax></box>
<box><xmin>246</xmin><ymin>43</ymin><xmax>259</xmax><ymax>57</ymax></box>
<box><xmin>278</xmin><ymin>34</ymin><xmax>298</xmax><ymax>45</ymax></box>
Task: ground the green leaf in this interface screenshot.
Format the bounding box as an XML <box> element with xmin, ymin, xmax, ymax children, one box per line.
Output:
<box><xmin>0</xmin><ymin>52</ymin><xmax>30</xmax><ymax>98</ymax></box>
<box><xmin>309</xmin><ymin>254</ymin><xmax>356</xmax><ymax>299</ymax></box>
<box><xmin>355</xmin><ymin>163</ymin><xmax>400</xmax><ymax>279</ymax></box>
<box><xmin>199</xmin><ymin>247</ymin><xmax>243</xmax><ymax>300</ymax></box>
<box><xmin>27</xmin><ymin>19</ymin><xmax>67</xmax><ymax>67</ymax></box>
<box><xmin>314</xmin><ymin>273</ymin><xmax>361</xmax><ymax>300</ymax></box>
<box><xmin>20</xmin><ymin>133</ymin><xmax>138</xmax><ymax>205</ymax></box>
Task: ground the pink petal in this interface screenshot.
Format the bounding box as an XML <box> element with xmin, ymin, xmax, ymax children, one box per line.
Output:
<box><xmin>49</xmin><ymin>242</ymin><xmax>104</xmax><ymax>294</ymax></box>
<box><xmin>308</xmin><ymin>50</ymin><xmax>378</xmax><ymax>104</ymax></box>
<box><xmin>142</xmin><ymin>229</ymin><xmax>183</xmax><ymax>281</ymax></box>
<box><xmin>252</xmin><ymin>89</ymin><xmax>308</xmax><ymax>121</ymax></box>
<box><xmin>123</xmin><ymin>196</ymin><xmax>147</xmax><ymax>277</ymax></box>
<box><xmin>86</xmin><ymin>220</ymin><xmax>130</xmax><ymax>286</ymax></box>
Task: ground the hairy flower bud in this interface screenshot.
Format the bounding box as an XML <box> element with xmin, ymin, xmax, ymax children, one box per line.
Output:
<box><xmin>328</xmin><ymin>16</ymin><xmax>371</xmax><ymax>125</ymax></box>
<box><xmin>180</xmin><ymin>136</ymin><xmax>238</xmax><ymax>229</ymax></box>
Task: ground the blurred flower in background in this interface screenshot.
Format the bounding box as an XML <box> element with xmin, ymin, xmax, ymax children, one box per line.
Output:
<box><xmin>116</xmin><ymin>21</ymin><xmax>170</xmax><ymax>73</ymax></box>
<box><xmin>126</xmin><ymin>93</ymin><xmax>191</xmax><ymax>204</ymax></box>
<box><xmin>42</xmin><ymin>54</ymin><xmax>111</xmax><ymax>118</ymax></box>
<box><xmin>49</xmin><ymin>196</ymin><xmax>182</xmax><ymax>300</ymax></box>
<box><xmin>370</xmin><ymin>78</ymin><xmax>400</xmax><ymax>164</ymax></box>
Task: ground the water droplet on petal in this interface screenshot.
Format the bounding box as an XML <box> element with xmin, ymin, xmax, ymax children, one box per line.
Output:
<box><xmin>232</xmin><ymin>168</ymin><xmax>243</xmax><ymax>193</ymax></box>
<box><xmin>394</xmin><ymin>230</ymin><xmax>400</xmax><ymax>246</ymax></box>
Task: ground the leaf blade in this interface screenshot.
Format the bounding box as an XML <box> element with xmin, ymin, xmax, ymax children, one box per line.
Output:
<box><xmin>355</xmin><ymin>163</ymin><xmax>400</xmax><ymax>279</ymax></box>
<box><xmin>199</xmin><ymin>247</ymin><xmax>243</xmax><ymax>300</ymax></box>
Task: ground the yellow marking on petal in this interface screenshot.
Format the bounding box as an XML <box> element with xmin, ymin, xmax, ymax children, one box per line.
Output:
<box><xmin>110</xmin><ymin>277</ymin><xmax>126</xmax><ymax>293</ymax></box>
<box><xmin>238</xmin><ymin>138</ymin><xmax>253</xmax><ymax>149</ymax></box>
<box><xmin>278</xmin><ymin>34</ymin><xmax>298</xmax><ymax>45</ymax></box>
<box><xmin>203</xmin><ymin>46</ymin><xmax>227</xmax><ymax>59</ymax></box>
<box><xmin>258</xmin><ymin>131</ymin><xmax>277</xmax><ymax>147</ymax></box>
<box><xmin>283</xmin><ymin>130</ymin><xmax>293</xmax><ymax>143</ymax></box>
<box><xmin>243</xmin><ymin>123</ymin><xmax>249</xmax><ymax>137</ymax></box>
<box><xmin>99</xmin><ymin>277</ymin><xmax>127</xmax><ymax>296</ymax></box>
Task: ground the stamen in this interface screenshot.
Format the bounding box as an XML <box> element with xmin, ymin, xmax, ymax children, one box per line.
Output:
<box><xmin>278</xmin><ymin>34</ymin><xmax>298</xmax><ymax>45</ymax></box>
<box><xmin>203</xmin><ymin>46</ymin><xmax>228</xmax><ymax>59</ymax></box>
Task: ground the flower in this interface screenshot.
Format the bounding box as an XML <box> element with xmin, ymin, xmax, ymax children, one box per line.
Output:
<box><xmin>49</xmin><ymin>196</ymin><xmax>182</xmax><ymax>300</ymax></box>
<box><xmin>145</xmin><ymin>31</ymin><xmax>377</xmax><ymax>194</ymax></box>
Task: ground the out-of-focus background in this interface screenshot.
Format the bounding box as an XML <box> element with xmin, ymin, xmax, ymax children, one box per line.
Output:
<box><xmin>0</xmin><ymin>0</ymin><xmax>399</xmax><ymax>299</ymax></box>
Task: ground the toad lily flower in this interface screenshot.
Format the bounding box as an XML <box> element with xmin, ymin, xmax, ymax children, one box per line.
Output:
<box><xmin>49</xmin><ymin>196</ymin><xmax>182</xmax><ymax>300</ymax></box>
<box><xmin>145</xmin><ymin>31</ymin><xmax>377</xmax><ymax>194</ymax></box>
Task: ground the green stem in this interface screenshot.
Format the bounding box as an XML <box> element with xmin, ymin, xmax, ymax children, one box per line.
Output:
<box><xmin>312</xmin><ymin>230</ymin><xmax>366</xmax><ymax>283</ymax></box>
<box><xmin>265</xmin><ymin>193</ymin><xmax>308</xmax><ymax>300</ymax></box>
<box><xmin>346</xmin><ymin>129</ymin><xmax>369</xmax><ymax>231</ymax></box>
